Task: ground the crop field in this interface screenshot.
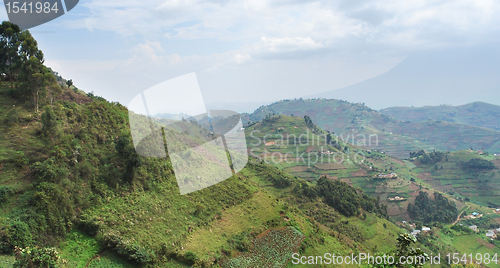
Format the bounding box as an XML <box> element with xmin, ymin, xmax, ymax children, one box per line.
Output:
<box><xmin>220</xmin><ymin>227</ymin><xmax>304</xmax><ymax>268</ymax></box>
<box><xmin>411</xmin><ymin>150</ymin><xmax>500</xmax><ymax>207</ymax></box>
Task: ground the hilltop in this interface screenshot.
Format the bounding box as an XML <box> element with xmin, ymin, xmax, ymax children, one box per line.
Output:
<box><xmin>245</xmin><ymin>99</ymin><xmax>500</xmax><ymax>158</ymax></box>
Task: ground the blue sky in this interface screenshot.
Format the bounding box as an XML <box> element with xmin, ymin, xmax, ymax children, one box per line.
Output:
<box><xmin>2</xmin><ymin>0</ymin><xmax>500</xmax><ymax>110</ymax></box>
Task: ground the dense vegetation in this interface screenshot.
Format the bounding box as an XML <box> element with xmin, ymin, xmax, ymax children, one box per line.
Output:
<box><xmin>317</xmin><ymin>176</ymin><xmax>388</xmax><ymax>218</ymax></box>
<box><xmin>460</xmin><ymin>158</ymin><xmax>497</xmax><ymax>170</ymax></box>
<box><xmin>409</xmin><ymin>150</ymin><xmax>445</xmax><ymax>165</ymax></box>
<box><xmin>407</xmin><ymin>192</ymin><xmax>458</xmax><ymax>224</ymax></box>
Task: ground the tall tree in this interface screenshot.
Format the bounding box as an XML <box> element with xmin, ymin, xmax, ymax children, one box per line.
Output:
<box><xmin>13</xmin><ymin>28</ymin><xmax>59</xmax><ymax>112</ymax></box>
<box><xmin>0</xmin><ymin>21</ymin><xmax>22</xmax><ymax>86</ymax></box>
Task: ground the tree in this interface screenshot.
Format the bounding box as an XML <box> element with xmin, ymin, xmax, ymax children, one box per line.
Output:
<box><xmin>16</xmin><ymin>30</ymin><xmax>53</xmax><ymax>112</ymax></box>
<box><xmin>41</xmin><ymin>105</ymin><xmax>58</xmax><ymax>136</ymax></box>
<box><xmin>66</xmin><ymin>79</ymin><xmax>73</xmax><ymax>89</ymax></box>
<box><xmin>0</xmin><ymin>21</ymin><xmax>22</xmax><ymax>86</ymax></box>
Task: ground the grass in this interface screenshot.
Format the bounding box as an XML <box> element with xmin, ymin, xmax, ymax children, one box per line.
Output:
<box><xmin>58</xmin><ymin>230</ymin><xmax>101</xmax><ymax>268</ymax></box>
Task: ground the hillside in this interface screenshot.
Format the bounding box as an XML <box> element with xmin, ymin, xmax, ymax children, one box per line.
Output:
<box><xmin>1</xmin><ymin>22</ymin><xmax>498</xmax><ymax>267</ymax></box>
<box><xmin>380</xmin><ymin>102</ymin><xmax>500</xmax><ymax>131</ymax></box>
<box><xmin>244</xmin><ymin>114</ymin><xmax>464</xmax><ymax>220</ymax></box>
<box><xmin>245</xmin><ymin>99</ymin><xmax>500</xmax><ymax>158</ymax></box>
<box><xmin>0</xmin><ymin>79</ymin><xmax>425</xmax><ymax>267</ymax></box>
<box><xmin>244</xmin><ymin>114</ymin><xmax>500</xmax><ymax>263</ymax></box>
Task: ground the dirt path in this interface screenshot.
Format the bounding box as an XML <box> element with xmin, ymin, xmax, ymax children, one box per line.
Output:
<box><xmin>452</xmin><ymin>205</ymin><xmax>470</xmax><ymax>225</ymax></box>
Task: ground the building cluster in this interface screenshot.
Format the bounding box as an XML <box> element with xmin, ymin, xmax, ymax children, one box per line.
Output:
<box><xmin>410</xmin><ymin>226</ymin><xmax>431</xmax><ymax>237</ymax></box>
<box><xmin>469</xmin><ymin>225</ymin><xmax>500</xmax><ymax>239</ymax></box>
<box><xmin>388</xmin><ymin>196</ymin><xmax>405</xmax><ymax>201</ymax></box>
<box><xmin>374</xmin><ymin>173</ymin><xmax>398</xmax><ymax>179</ymax></box>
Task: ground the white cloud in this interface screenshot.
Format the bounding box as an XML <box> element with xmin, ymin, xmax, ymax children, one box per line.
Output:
<box><xmin>256</xmin><ymin>36</ymin><xmax>324</xmax><ymax>53</ymax></box>
<box><xmin>63</xmin><ymin>0</ymin><xmax>500</xmax><ymax>52</ymax></box>
<box><xmin>132</xmin><ymin>40</ymin><xmax>164</xmax><ymax>62</ymax></box>
<box><xmin>43</xmin><ymin>0</ymin><xmax>500</xmax><ymax>107</ymax></box>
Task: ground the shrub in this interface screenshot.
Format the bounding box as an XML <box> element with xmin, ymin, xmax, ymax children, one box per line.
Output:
<box><xmin>0</xmin><ymin>186</ymin><xmax>14</xmax><ymax>205</ymax></box>
<box><xmin>0</xmin><ymin>220</ymin><xmax>34</xmax><ymax>253</ymax></box>
<box><xmin>101</xmin><ymin>230</ymin><xmax>155</xmax><ymax>264</ymax></box>
<box><xmin>13</xmin><ymin>246</ymin><xmax>64</xmax><ymax>268</ymax></box>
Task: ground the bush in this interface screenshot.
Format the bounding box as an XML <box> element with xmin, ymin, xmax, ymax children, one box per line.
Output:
<box><xmin>460</xmin><ymin>158</ymin><xmax>496</xmax><ymax>170</ymax></box>
<box><xmin>14</xmin><ymin>151</ymin><xmax>29</xmax><ymax>168</ymax></box>
<box><xmin>41</xmin><ymin>105</ymin><xmax>58</xmax><ymax>136</ymax></box>
<box><xmin>0</xmin><ymin>220</ymin><xmax>34</xmax><ymax>253</ymax></box>
<box><xmin>0</xmin><ymin>186</ymin><xmax>14</xmax><ymax>205</ymax></box>
<box><xmin>13</xmin><ymin>246</ymin><xmax>64</xmax><ymax>268</ymax></box>
<box><xmin>101</xmin><ymin>230</ymin><xmax>155</xmax><ymax>264</ymax></box>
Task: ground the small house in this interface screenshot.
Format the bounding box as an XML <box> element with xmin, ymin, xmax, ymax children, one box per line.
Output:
<box><xmin>422</xmin><ymin>227</ymin><xmax>431</xmax><ymax>232</ymax></box>
<box><xmin>486</xmin><ymin>231</ymin><xmax>495</xmax><ymax>239</ymax></box>
<box><xmin>469</xmin><ymin>225</ymin><xmax>478</xmax><ymax>232</ymax></box>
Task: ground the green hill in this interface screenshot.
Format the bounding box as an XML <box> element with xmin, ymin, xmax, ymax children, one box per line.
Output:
<box><xmin>245</xmin><ymin>99</ymin><xmax>500</xmax><ymax>158</ymax></box>
<box><xmin>380</xmin><ymin>102</ymin><xmax>500</xmax><ymax>131</ymax></box>
<box><xmin>1</xmin><ymin>21</ymin><xmax>498</xmax><ymax>267</ymax></box>
<box><xmin>0</xmin><ymin>82</ymin><xmax>409</xmax><ymax>267</ymax></box>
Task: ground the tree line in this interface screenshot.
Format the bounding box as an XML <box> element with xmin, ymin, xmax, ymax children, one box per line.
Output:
<box><xmin>1</xmin><ymin>21</ymin><xmax>61</xmax><ymax>113</ymax></box>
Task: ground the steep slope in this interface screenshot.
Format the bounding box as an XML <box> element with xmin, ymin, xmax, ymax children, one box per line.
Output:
<box><xmin>380</xmin><ymin>102</ymin><xmax>500</xmax><ymax>131</ymax></box>
<box><xmin>245</xmin><ymin>99</ymin><xmax>500</xmax><ymax>158</ymax></box>
<box><xmin>305</xmin><ymin>46</ymin><xmax>500</xmax><ymax>109</ymax></box>
<box><xmin>0</xmin><ymin>84</ymin><xmax>407</xmax><ymax>267</ymax></box>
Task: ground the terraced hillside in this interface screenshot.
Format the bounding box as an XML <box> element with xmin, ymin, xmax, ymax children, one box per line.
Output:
<box><xmin>409</xmin><ymin>150</ymin><xmax>500</xmax><ymax>208</ymax></box>
<box><xmin>244</xmin><ymin>99</ymin><xmax>500</xmax><ymax>158</ymax></box>
<box><xmin>244</xmin><ymin>114</ymin><xmax>468</xmax><ymax>221</ymax></box>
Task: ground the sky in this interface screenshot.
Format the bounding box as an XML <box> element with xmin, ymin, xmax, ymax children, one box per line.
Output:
<box><xmin>2</xmin><ymin>0</ymin><xmax>500</xmax><ymax>112</ymax></box>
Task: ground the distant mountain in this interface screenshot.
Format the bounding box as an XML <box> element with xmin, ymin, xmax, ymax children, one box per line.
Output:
<box><xmin>244</xmin><ymin>99</ymin><xmax>500</xmax><ymax>158</ymax></box>
<box><xmin>380</xmin><ymin>102</ymin><xmax>500</xmax><ymax>131</ymax></box>
<box><xmin>305</xmin><ymin>46</ymin><xmax>500</xmax><ymax>109</ymax></box>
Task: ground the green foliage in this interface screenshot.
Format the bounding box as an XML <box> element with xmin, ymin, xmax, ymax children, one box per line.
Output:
<box><xmin>317</xmin><ymin>176</ymin><xmax>388</xmax><ymax>218</ymax></box>
<box><xmin>0</xmin><ymin>220</ymin><xmax>34</xmax><ymax>253</ymax></box>
<box><xmin>29</xmin><ymin>182</ymin><xmax>74</xmax><ymax>235</ymax></box>
<box><xmin>31</xmin><ymin>158</ymin><xmax>68</xmax><ymax>183</ymax></box>
<box><xmin>221</xmin><ymin>227</ymin><xmax>304</xmax><ymax>268</ymax></box>
<box><xmin>407</xmin><ymin>191</ymin><xmax>458</xmax><ymax>224</ymax></box>
<box><xmin>0</xmin><ymin>186</ymin><xmax>14</xmax><ymax>205</ymax></box>
<box><xmin>450</xmin><ymin>224</ymin><xmax>473</xmax><ymax>234</ymax></box>
<box><xmin>41</xmin><ymin>105</ymin><xmax>58</xmax><ymax>136</ymax></box>
<box><xmin>6</xmin><ymin>107</ymin><xmax>20</xmax><ymax>125</ymax></box>
<box><xmin>409</xmin><ymin>150</ymin><xmax>426</xmax><ymax>159</ymax></box>
<box><xmin>416</xmin><ymin>151</ymin><xmax>444</xmax><ymax>165</ymax></box>
<box><xmin>0</xmin><ymin>21</ymin><xmax>22</xmax><ymax>86</ymax></box>
<box><xmin>460</xmin><ymin>158</ymin><xmax>496</xmax><ymax>170</ymax></box>
<box><xmin>13</xmin><ymin>246</ymin><xmax>64</xmax><ymax>268</ymax></box>
<box><xmin>227</xmin><ymin>231</ymin><xmax>252</xmax><ymax>252</ymax></box>
<box><xmin>100</xmin><ymin>230</ymin><xmax>155</xmax><ymax>264</ymax></box>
